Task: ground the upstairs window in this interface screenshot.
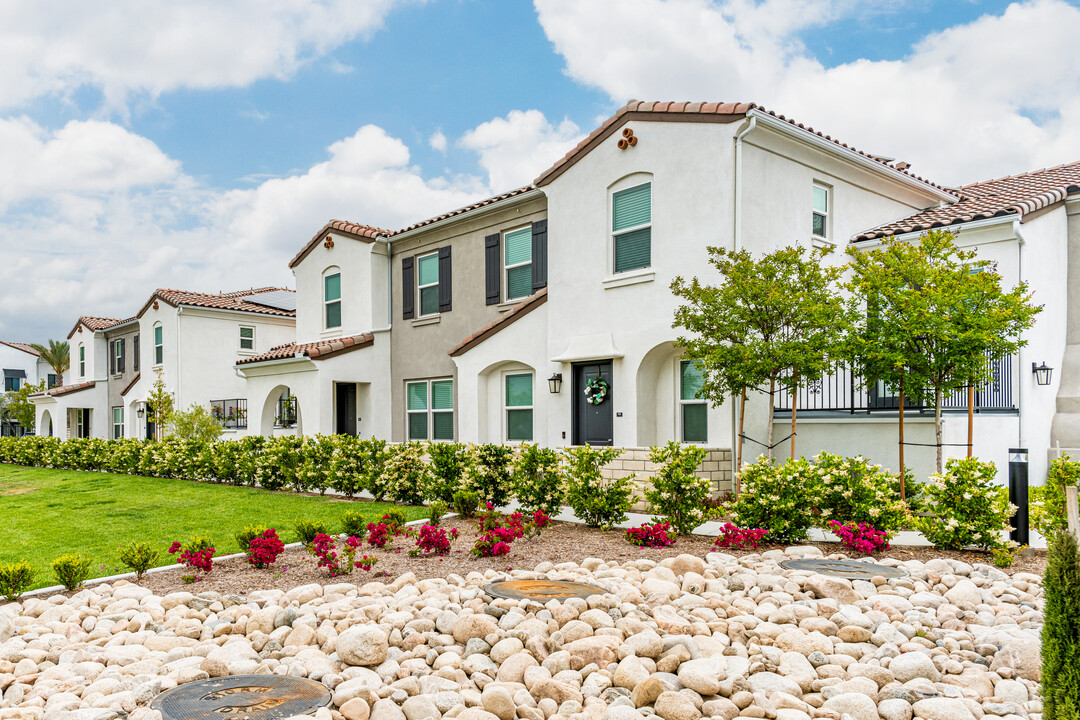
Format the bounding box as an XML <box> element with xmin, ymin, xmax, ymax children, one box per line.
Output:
<box><xmin>153</xmin><ymin>324</ymin><xmax>163</xmax><ymax>365</ymax></box>
<box><xmin>324</xmin><ymin>271</ymin><xmax>341</xmax><ymax>329</ymax></box>
<box><xmin>812</xmin><ymin>184</ymin><xmax>830</xmax><ymax>240</ymax></box>
<box><xmin>79</xmin><ymin>344</ymin><xmax>86</xmax><ymax>377</ymax></box>
<box><xmin>504</xmin><ymin>227</ymin><xmax>532</xmax><ymax>301</ymax></box>
<box><xmin>3</xmin><ymin>374</ymin><xmax>20</xmax><ymax>392</ymax></box>
<box><xmin>111</xmin><ymin>339</ymin><xmax>124</xmax><ymax>375</ymax></box>
<box><xmin>417</xmin><ymin>252</ymin><xmax>440</xmax><ymax>316</ymax></box>
<box><xmin>47</xmin><ymin>373</ymin><xmax>57</xmax><ymax>388</ymax></box>
<box><xmin>612</xmin><ymin>181</ymin><xmax>652</xmax><ymax>273</ymax></box>
<box><xmin>505</xmin><ymin>373</ymin><xmax>533</xmax><ymax>441</ymax></box>
<box><xmin>406</xmin><ymin>379</ymin><xmax>454</xmax><ymax>441</ymax></box>
<box><xmin>679</xmin><ymin>359</ymin><xmax>707</xmax><ymax>443</ymax></box>
<box><xmin>239</xmin><ymin>326</ymin><xmax>255</xmax><ymax>351</ymax></box>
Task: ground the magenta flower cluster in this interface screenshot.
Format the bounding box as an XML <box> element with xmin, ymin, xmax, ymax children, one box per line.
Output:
<box><xmin>311</xmin><ymin>533</ymin><xmax>369</xmax><ymax>576</ymax></box>
<box><xmin>247</xmin><ymin>528</ymin><xmax>285</xmax><ymax>569</ymax></box>
<box><xmin>713</xmin><ymin>523</ymin><xmax>770</xmax><ymax>550</ymax></box>
<box><xmin>412</xmin><ymin>524</ymin><xmax>460</xmax><ymax>556</ymax></box>
<box><xmin>828</xmin><ymin>520</ymin><xmax>890</xmax><ymax>555</ymax></box>
<box><xmin>471</xmin><ymin>506</ymin><xmax>551</xmax><ymax>557</ymax></box>
<box><xmin>626</xmin><ymin>521</ymin><xmax>676</xmax><ymax>547</ymax></box>
<box><xmin>168</xmin><ymin>541</ymin><xmax>215</xmax><ymax>576</ymax></box>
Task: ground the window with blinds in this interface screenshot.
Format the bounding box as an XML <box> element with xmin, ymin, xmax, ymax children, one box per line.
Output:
<box><xmin>612</xmin><ymin>182</ymin><xmax>651</xmax><ymax>273</ymax></box>
<box><xmin>324</xmin><ymin>271</ymin><xmax>341</xmax><ymax>329</ymax></box>
<box><xmin>504</xmin><ymin>227</ymin><xmax>532</xmax><ymax>301</ymax></box>
<box><xmin>406</xmin><ymin>378</ymin><xmax>454</xmax><ymax>441</ymax></box>
<box><xmin>505</xmin><ymin>372</ymin><xmax>533</xmax><ymax>441</ymax></box>
<box><xmin>417</xmin><ymin>252</ymin><xmax>440</xmax><ymax>316</ymax></box>
<box><xmin>679</xmin><ymin>359</ymin><xmax>707</xmax><ymax>443</ymax></box>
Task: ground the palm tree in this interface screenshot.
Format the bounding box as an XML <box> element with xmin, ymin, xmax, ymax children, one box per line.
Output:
<box><xmin>31</xmin><ymin>339</ymin><xmax>69</xmax><ymax>387</ymax></box>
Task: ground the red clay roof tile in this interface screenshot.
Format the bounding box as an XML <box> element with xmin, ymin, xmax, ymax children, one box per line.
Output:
<box><xmin>32</xmin><ymin>380</ymin><xmax>96</xmax><ymax>398</ymax></box>
<box><xmin>288</xmin><ymin>220</ymin><xmax>392</xmax><ymax>269</ymax></box>
<box><xmin>0</xmin><ymin>341</ymin><xmax>39</xmax><ymax>356</ymax></box>
<box><xmin>236</xmin><ymin>332</ymin><xmax>375</xmax><ymax>366</ymax></box>
<box><xmin>137</xmin><ymin>287</ymin><xmax>296</xmax><ymax>319</ymax></box>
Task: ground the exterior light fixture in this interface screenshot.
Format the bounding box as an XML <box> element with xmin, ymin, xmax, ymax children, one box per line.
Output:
<box><xmin>1032</xmin><ymin>362</ymin><xmax>1053</xmax><ymax>386</ymax></box>
<box><xmin>548</xmin><ymin>373</ymin><xmax>563</xmax><ymax>394</ymax></box>
<box><xmin>137</xmin><ymin>405</ymin><xmax>145</xmax><ymax>419</ymax></box>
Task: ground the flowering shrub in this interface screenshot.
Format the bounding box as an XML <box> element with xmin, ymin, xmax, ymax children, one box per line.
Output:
<box><xmin>563</xmin><ymin>445</ymin><xmax>634</xmax><ymax>529</ymax></box>
<box><xmin>367</xmin><ymin>522</ymin><xmax>393</xmax><ymax>548</ymax></box>
<box><xmin>811</xmin><ymin>453</ymin><xmax>911</xmax><ymax>535</ymax></box>
<box><xmin>1030</xmin><ymin>455</ymin><xmax>1080</xmax><ymax>538</ymax></box>
<box><xmin>512</xmin><ymin>443</ymin><xmax>564</xmax><ymax>515</ymax></box>
<box><xmin>355</xmin><ymin>555</ymin><xmax>378</xmax><ymax>572</ymax></box>
<box><xmin>645</xmin><ymin>442</ymin><xmax>712</xmax><ymax>534</ymax></box>
<box><xmin>427</xmin><ymin>442</ymin><xmax>473</xmax><ymax>503</ymax></box>
<box><xmin>467</xmin><ymin>444</ymin><xmax>515</xmax><ymax>508</ymax></box>
<box><xmin>384</xmin><ymin>442</ymin><xmax>433</xmax><ymax>506</ymax></box>
<box><xmin>627</xmin><ymin>522</ymin><xmax>676</xmax><ymax>547</ymax></box>
<box><xmin>730</xmin><ymin>457</ymin><xmax>818</xmax><ymax>542</ymax></box>
<box><xmin>382</xmin><ymin>509</ymin><xmax>408</xmax><ymax>529</ymax></box>
<box><xmin>247</xmin><ymin>528</ymin><xmax>285</xmax><ymax>568</ymax></box>
<box><xmin>410</xmin><ymin>525</ymin><xmax>459</xmax><ymax>556</ymax></box>
<box><xmin>828</xmin><ymin>520</ymin><xmax>890</xmax><ymax>555</ymax></box>
<box><xmin>168</xmin><ymin>541</ymin><xmax>215</xmax><ymax>581</ymax></box>
<box><xmin>118</xmin><ymin>542</ymin><xmax>159</xmax><ymax>579</ymax></box>
<box><xmin>713</xmin><ymin>523</ymin><xmax>770</xmax><ymax>550</ymax></box>
<box><xmin>916</xmin><ymin>457</ymin><xmax>1016</xmax><ymax>551</ymax></box>
<box><xmin>472</xmin><ymin>533</ymin><xmax>511</xmax><ymax>557</ymax></box>
<box><xmin>310</xmin><ymin>533</ymin><xmax>366</xmax><ymax>576</ymax></box>
<box><xmin>235</xmin><ymin>524</ymin><xmax>269</xmax><ymax>551</ymax></box>
<box><xmin>530</xmin><ymin>510</ymin><xmax>552</xmax><ymax>532</ymax></box>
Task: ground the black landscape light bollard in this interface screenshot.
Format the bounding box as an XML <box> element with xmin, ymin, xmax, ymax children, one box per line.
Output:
<box><xmin>1009</xmin><ymin>448</ymin><xmax>1029</xmax><ymax>545</ymax></box>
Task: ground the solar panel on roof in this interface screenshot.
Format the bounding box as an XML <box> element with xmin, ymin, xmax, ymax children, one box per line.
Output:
<box><xmin>242</xmin><ymin>290</ymin><xmax>296</xmax><ymax>311</ymax></box>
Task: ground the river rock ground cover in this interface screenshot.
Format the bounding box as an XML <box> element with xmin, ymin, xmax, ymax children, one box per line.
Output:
<box><xmin>0</xmin><ymin>545</ymin><xmax>1043</xmax><ymax>720</ymax></box>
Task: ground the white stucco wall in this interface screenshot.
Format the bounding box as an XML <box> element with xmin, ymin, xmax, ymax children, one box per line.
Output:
<box><xmin>293</xmin><ymin>235</ymin><xmax>389</xmax><ymax>345</ymax></box>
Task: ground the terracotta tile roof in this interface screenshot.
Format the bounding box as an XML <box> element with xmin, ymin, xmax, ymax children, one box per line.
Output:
<box><xmin>236</xmin><ymin>332</ymin><xmax>375</xmax><ymax>366</ymax></box>
<box><xmin>533</xmin><ymin>100</ymin><xmax>951</xmax><ymax>196</ymax></box>
<box><xmin>0</xmin><ymin>341</ymin><xmax>39</xmax><ymax>356</ymax></box>
<box><xmin>31</xmin><ymin>380</ymin><xmax>96</xmax><ymax>398</ymax></box>
<box><xmin>137</xmin><ymin>287</ymin><xmax>296</xmax><ymax>319</ymax></box>
<box><xmin>66</xmin><ymin>316</ymin><xmax>124</xmax><ymax>339</ymax></box>
<box><xmin>120</xmin><ymin>372</ymin><xmax>140</xmax><ymax>397</ymax></box>
<box><xmin>855</xmin><ymin>159</ymin><xmax>1080</xmax><ymax>241</ymax></box>
<box><xmin>288</xmin><ymin>220</ymin><xmax>392</xmax><ymax>268</ymax></box>
<box><xmin>396</xmin><ymin>186</ymin><xmax>537</xmax><ymax>235</ymax></box>
<box><xmin>448</xmin><ymin>288</ymin><xmax>548</xmax><ymax>357</ymax></box>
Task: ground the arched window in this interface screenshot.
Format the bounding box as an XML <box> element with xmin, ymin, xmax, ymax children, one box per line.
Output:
<box><xmin>324</xmin><ymin>267</ymin><xmax>341</xmax><ymax>329</ymax></box>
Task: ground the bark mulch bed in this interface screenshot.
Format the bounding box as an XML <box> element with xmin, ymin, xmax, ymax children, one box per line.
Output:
<box><xmin>130</xmin><ymin>517</ymin><xmax>1046</xmax><ymax>598</ymax></box>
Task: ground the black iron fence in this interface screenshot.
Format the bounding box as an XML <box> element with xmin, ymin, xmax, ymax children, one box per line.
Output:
<box><xmin>210</xmin><ymin>398</ymin><xmax>248</xmax><ymax>429</ymax></box>
<box><xmin>775</xmin><ymin>354</ymin><xmax>1014</xmax><ymax>414</ymax></box>
<box><xmin>276</xmin><ymin>396</ymin><xmax>298</xmax><ymax>428</ymax></box>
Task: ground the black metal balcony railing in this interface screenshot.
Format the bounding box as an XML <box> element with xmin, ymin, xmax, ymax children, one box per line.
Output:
<box><xmin>210</xmin><ymin>398</ymin><xmax>248</xmax><ymax>429</ymax></box>
<box><xmin>276</xmin><ymin>397</ymin><xmax>298</xmax><ymax>428</ymax></box>
<box><xmin>774</xmin><ymin>354</ymin><xmax>1014</xmax><ymax>414</ymax></box>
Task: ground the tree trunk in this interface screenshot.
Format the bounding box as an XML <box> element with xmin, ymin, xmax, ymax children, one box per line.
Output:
<box><xmin>766</xmin><ymin>376</ymin><xmax>776</xmax><ymax>460</ymax></box>
<box><xmin>790</xmin><ymin>372</ymin><xmax>798</xmax><ymax>459</ymax></box>
<box><xmin>935</xmin><ymin>386</ymin><xmax>944</xmax><ymax>474</ymax></box>
<box><xmin>899</xmin><ymin>376</ymin><xmax>905</xmax><ymax>501</ymax></box>
<box><xmin>967</xmin><ymin>382</ymin><xmax>975</xmax><ymax>458</ymax></box>
<box><xmin>737</xmin><ymin>388</ymin><xmax>747</xmax><ymax>478</ymax></box>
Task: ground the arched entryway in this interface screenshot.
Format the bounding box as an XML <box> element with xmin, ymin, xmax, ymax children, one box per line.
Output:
<box><xmin>260</xmin><ymin>385</ymin><xmax>303</xmax><ymax>436</ymax></box>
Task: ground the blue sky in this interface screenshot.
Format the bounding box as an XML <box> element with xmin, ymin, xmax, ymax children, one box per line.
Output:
<box><xmin>1</xmin><ymin>0</ymin><xmax>1078</xmax><ymax>341</ymax></box>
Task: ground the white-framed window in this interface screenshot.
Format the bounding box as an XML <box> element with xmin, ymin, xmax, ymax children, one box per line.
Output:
<box><xmin>113</xmin><ymin>340</ymin><xmax>122</xmax><ymax>375</ymax></box>
<box><xmin>679</xmin><ymin>359</ymin><xmax>707</xmax><ymax>443</ymax></box>
<box><xmin>812</xmin><ymin>183</ymin><xmax>830</xmax><ymax>240</ymax></box>
<box><xmin>112</xmin><ymin>407</ymin><xmax>124</xmax><ymax>439</ymax></box>
<box><xmin>324</xmin><ymin>269</ymin><xmax>341</xmax><ymax>329</ymax></box>
<box><xmin>78</xmin><ymin>344</ymin><xmax>85</xmax><ymax>378</ymax></box>
<box><xmin>406</xmin><ymin>378</ymin><xmax>453</xmax><ymax>441</ymax></box>
<box><xmin>417</xmin><ymin>252</ymin><xmax>440</xmax><ymax>316</ymax></box>
<box><xmin>153</xmin><ymin>324</ymin><xmax>163</xmax><ymax>365</ymax></box>
<box><xmin>504</xmin><ymin>226</ymin><xmax>532</xmax><ymax>301</ymax></box>
<box><xmin>612</xmin><ymin>181</ymin><xmax>651</xmax><ymax>273</ymax></box>
<box><xmin>504</xmin><ymin>372</ymin><xmax>533</xmax><ymax>441</ymax></box>
<box><xmin>239</xmin><ymin>325</ymin><xmax>255</xmax><ymax>351</ymax></box>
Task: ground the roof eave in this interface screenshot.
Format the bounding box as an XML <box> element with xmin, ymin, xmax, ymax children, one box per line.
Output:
<box><xmin>390</xmin><ymin>188</ymin><xmax>545</xmax><ymax>243</ymax></box>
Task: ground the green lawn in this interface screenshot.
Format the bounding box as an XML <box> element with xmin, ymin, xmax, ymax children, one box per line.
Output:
<box><xmin>1</xmin><ymin>464</ymin><xmax>425</xmax><ymax>589</ymax></box>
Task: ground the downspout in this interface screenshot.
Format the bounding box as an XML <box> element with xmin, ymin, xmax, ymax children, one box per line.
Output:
<box><xmin>730</xmin><ymin>116</ymin><xmax>757</xmax><ymax>490</ymax></box>
<box><xmin>1013</xmin><ymin>219</ymin><xmax>1026</xmax><ymax>448</ymax></box>
<box><xmin>176</xmin><ymin>306</ymin><xmax>183</xmax><ymax>410</ymax></box>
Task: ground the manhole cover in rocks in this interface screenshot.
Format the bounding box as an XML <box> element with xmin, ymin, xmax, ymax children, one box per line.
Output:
<box><xmin>151</xmin><ymin>675</ymin><xmax>331</xmax><ymax>720</ymax></box>
<box><xmin>779</xmin><ymin>558</ymin><xmax>908</xmax><ymax>580</ymax></box>
<box><xmin>485</xmin><ymin>579</ymin><xmax>606</xmax><ymax>601</ymax></box>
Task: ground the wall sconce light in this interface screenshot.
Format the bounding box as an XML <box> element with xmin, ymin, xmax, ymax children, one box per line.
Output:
<box><xmin>548</xmin><ymin>373</ymin><xmax>563</xmax><ymax>394</ymax></box>
<box><xmin>137</xmin><ymin>405</ymin><xmax>145</xmax><ymax>419</ymax></box>
<box><xmin>1032</xmin><ymin>362</ymin><xmax>1053</xmax><ymax>386</ymax></box>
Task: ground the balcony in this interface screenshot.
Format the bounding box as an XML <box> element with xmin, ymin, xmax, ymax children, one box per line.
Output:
<box><xmin>774</xmin><ymin>355</ymin><xmax>1015</xmax><ymax>415</ymax></box>
<box><xmin>210</xmin><ymin>398</ymin><xmax>248</xmax><ymax>429</ymax></box>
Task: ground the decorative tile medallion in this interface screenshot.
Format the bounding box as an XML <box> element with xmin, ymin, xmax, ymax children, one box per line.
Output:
<box><xmin>485</xmin><ymin>579</ymin><xmax>607</xmax><ymax>601</ymax></box>
<box><xmin>779</xmin><ymin>558</ymin><xmax>908</xmax><ymax>580</ymax></box>
<box><xmin>152</xmin><ymin>675</ymin><xmax>331</xmax><ymax>720</ymax></box>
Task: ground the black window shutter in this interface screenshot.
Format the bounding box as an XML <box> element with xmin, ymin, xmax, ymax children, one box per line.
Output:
<box><xmin>110</xmin><ymin>342</ymin><xmax>116</xmax><ymax>374</ymax></box>
<box><xmin>134</xmin><ymin>335</ymin><xmax>140</xmax><ymax>372</ymax></box>
<box><xmin>531</xmin><ymin>219</ymin><xmax>548</xmax><ymax>292</ymax></box>
<box><xmin>485</xmin><ymin>233</ymin><xmax>501</xmax><ymax>305</ymax></box>
<box><xmin>119</xmin><ymin>339</ymin><xmax>125</xmax><ymax>373</ymax></box>
<box><xmin>402</xmin><ymin>256</ymin><xmax>415</xmax><ymax>320</ymax></box>
<box><xmin>438</xmin><ymin>246</ymin><xmax>452</xmax><ymax>313</ymax></box>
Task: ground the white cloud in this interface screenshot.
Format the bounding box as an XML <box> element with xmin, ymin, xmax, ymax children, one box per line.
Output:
<box><xmin>535</xmin><ymin>0</ymin><xmax>1080</xmax><ymax>184</ymax></box>
<box><xmin>0</xmin><ymin>0</ymin><xmax>408</xmax><ymax>111</ymax></box>
<box><xmin>429</xmin><ymin>130</ymin><xmax>448</xmax><ymax>153</ymax></box>
<box><xmin>459</xmin><ymin>109</ymin><xmax>584</xmax><ymax>192</ymax></box>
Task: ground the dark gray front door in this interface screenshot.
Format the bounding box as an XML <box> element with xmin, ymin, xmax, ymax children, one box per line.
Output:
<box><xmin>573</xmin><ymin>361</ymin><xmax>613</xmax><ymax>446</ymax></box>
<box><xmin>336</xmin><ymin>383</ymin><xmax>357</xmax><ymax>435</ymax></box>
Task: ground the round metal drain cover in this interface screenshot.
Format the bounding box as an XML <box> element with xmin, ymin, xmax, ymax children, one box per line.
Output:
<box><xmin>152</xmin><ymin>675</ymin><xmax>331</xmax><ymax>720</ymax></box>
<box><xmin>780</xmin><ymin>558</ymin><xmax>908</xmax><ymax>580</ymax></box>
<box><xmin>486</xmin><ymin>579</ymin><xmax>606</xmax><ymax>601</ymax></box>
